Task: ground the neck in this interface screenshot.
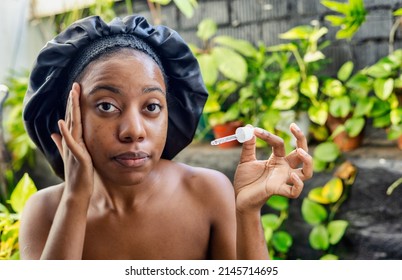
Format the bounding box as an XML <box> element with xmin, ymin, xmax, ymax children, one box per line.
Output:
<box><xmin>91</xmin><ymin>167</ymin><xmax>162</xmax><ymax>214</ymax></box>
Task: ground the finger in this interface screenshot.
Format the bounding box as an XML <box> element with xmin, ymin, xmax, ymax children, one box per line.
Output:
<box><xmin>290</xmin><ymin>123</ymin><xmax>308</xmax><ymax>152</ymax></box>
<box><xmin>287</xmin><ymin>172</ymin><xmax>304</xmax><ymax>198</ymax></box>
<box><xmin>58</xmin><ymin>118</ymin><xmax>86</xmax><ymax>162</ymax></box>
<box><xmin>298</xmin><ymin>148</ymin><xmax>313</xmax><ymax>179</ymax></box>
<box><xmin>51</xmin><ymin>132</ymin><xmax>64</xmax><ymax>160</ymax></box>
<box><xmin>239</xmin><ymin>125</ymin><xmax>256</xmax><ymax>163</ymax></box>
<box><xmin>70</xmin><ymin>83</ymin><xmax>83</xmax><ymax>140</ymax></box>
<box><xmin>254</xmin><ymin>127</ymin><xmax>286</xmax><ymax>157</ymax></box>
<box><xmin>290</xmin><ymin>148</ymin><xmax>313</xmax><ymax>180</ymax></box>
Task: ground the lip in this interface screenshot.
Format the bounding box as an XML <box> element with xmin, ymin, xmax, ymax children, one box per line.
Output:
<box><xmin>112</xmin><ymin>151</ymin><xmax>150</xmax><ymax>168</ymax></box>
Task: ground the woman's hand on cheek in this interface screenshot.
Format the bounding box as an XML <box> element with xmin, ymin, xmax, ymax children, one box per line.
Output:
<box><xmin>51</xmin><ymin>83</ymin><xmax>94</xmax><ymax>198</ymax></box>
<box><xmin>233</xmin><ymin>123</ymin><xmax>313</xmax><ymax>214</ymax></box>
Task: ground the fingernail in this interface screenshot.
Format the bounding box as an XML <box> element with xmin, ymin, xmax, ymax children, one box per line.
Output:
<box><xmin>292</xmin><ymin>123</ymin><xmax>301</xmax><ymax>132</ymax></box>
<box><xmin>256</xmin><ymin>127</ymin><xmax>270</xmax><ymax>136</ymax></box>
<box><xmin>298</xmin><ymin>148</ymin><xmax>308</xmax><ymax>156</ymax></box>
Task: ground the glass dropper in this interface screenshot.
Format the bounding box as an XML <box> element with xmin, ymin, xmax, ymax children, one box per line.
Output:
<box><xmin>211</xmin><ymin>126</ymin><xmax>254</xmax><ymax>146</ymax></box>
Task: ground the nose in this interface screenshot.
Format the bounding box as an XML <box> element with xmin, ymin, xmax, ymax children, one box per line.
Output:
<box><xmin>118</xmin><ymin>110</ymin><xmax>146</xmax><ymax>143</ymax></box>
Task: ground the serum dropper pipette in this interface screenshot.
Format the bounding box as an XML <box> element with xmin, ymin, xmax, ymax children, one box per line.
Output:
<box><xmin>210</xmin><ymin>126</ymin><xmax>254</xmax><ymax>146</ymax></box>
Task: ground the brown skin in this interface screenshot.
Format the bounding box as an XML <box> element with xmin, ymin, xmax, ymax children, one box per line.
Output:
<box><xmin>19</xmin><ymin>49</ymin><xmax>313</xmax><ymax>260</ymax></box>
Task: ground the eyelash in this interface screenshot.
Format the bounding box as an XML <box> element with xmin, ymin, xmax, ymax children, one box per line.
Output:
<box><xmin>145</xmin><ymin>103</ymin><xmax>162</xmax><ymax>113</ymax></box>
<box><xmin>96</xmin><ymin>102</ymin><xmax>163</xmax><ymax>115</ymax></box>
<box><xmin>97</xmin><ymin>102</ymin><xmax>119</xmax><ymax>113</ymax></box>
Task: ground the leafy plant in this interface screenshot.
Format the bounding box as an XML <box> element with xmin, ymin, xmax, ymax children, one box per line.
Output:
<box><xmin>262</xmin><ymin>161</ymin><xmax>357</xmax><ymax>260</ymax></box>
<box><xmin>301</xmin><ymin>161</ymin><xmax>356</xmax><ymax>259</ymax></box>
<box><xmin>53</xmin><ymin>0</ymin><xmax>118</xmax><ymax>33</ymax></box>
<box><xmin>148</xmin><ymin>0</ymin><xmax>198</xmax><ymax>24</ymax></box>
<box><xmin>189</xmin><ymin>18</ymin><xmax>258</xmax><ymax>128</ymax></box>
<box><xmin>321</xmin><ymin>0</ymin><xmax>367</xmax><ymax>40</ymax></box>
<box><xmin>261</xmin><ymin>195</ymin><xmax>292</xmax><ymax>260</ymax></box>
<box><xmin>3</xmin><ymin>71</ymin><xmax>36</xmax><ymax>172</ymax></box>
<box><xmin>0</xmin><ymin>173</ymin><xmax>37</xmax><ymax>260</ymax></box>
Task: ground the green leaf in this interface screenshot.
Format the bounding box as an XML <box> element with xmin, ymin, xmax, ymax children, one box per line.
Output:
<box><xmin>324</xmin><ymin>15</ymin><xmax>345</xmax><ymax>26</ymax></box>
<box><xmin>322</xmin><ymin>78</ymin><xmax>346</xmax><ymax>97</ymax></box>
<box><xmin>309</xmin><ymin>224</ymin><xmax>329</xmax><ymax>250</ymax></box>
<box><xmin>279</xmin><ymin>69</ymin><xmax>301</xmax><ymax>90</ymax></box>
<box><xmin>272</xmin><ymin>90</ymin><xmax>299</xmax><ymax>110</ymax></box>
<box><xmin>308</xmin><ymin>103</ymin><xmax>329</xmax><ymax>125</ymax></box>
<box><xmin>329</xmin><ymin>96</ymin><xmax>351</xmax><ymax>118</ymax></box>
<box><xmin>272</xmin><ymin>231</ymin><xmax>293</xmax><ymax>253</ymax></box>
<box><xmin>261</xmin><ymin>214</ymin><xmax>281</xmax><ymax>231</ymax></box>
<box><xmin>321</xmin><ymin>1</ymin><xmax>349</xmax><ymax>14</ymax></box>
<box><xmin>313</xmin><ymin>141</ymin><xmax>340</xmax><ymax>162</ymax></box>
<box><xmin>264</xmin><ymin>227</ymin><xmax>273</xmax><ymax>242</ymax></box>
<box><xmin>320</xmin><ymin>254</ymin><xmax>339</xmax><ymax>260</ymax></box>
<box><xmin>266</xmin><ymin>43</ymin><xmax>297</xmax><ymax>52</ymax></box>
<box><xmin>9</xmin><ymin>173</ymin><xmax>37</xmax><ymax>213</ymax></box>
<box><xmin>302</xmin><ymin>198</ymin><xmax>328</xmax><ymax>225</ymax></box>
<box><xmin>196</xmin><ymin>18</ymin><xmax>217</xmax><ymax>41</ymax></box>
<box><xmin>353</xmin><ymin>98</ymin><xmax>374</xmax><ymax>117</ymax></box>
<box><xmin>393</xmin><ymin>8</ymin><xmax>402</xmax><ymax>16</ymax></box>
<box><xmin>370</xmin><ymin>98</ymin><xmax>391</xmax><ymax>118</ymax></box>
<box><xmin>203</xmin><ymin>96</ymin><xmax>221</xmax><ymax>114</ymax></box>
<box><xmin>344</xmin><ymin>117</ymin><xmax>365</xmax><ymax>137</ymax></box>
<box><xmin>0</xmin><ymin>203</ymin><xmax>10</xmax><ymax>214</ymax></box>
<box><xmin>304</xmin><ymin>51</ymin><xmax>325</xmax><ymax>63</ymax></box>
<box><xmin>266</xmin><ymin>195</ymin><xmax>289</xmax><ymax>211</ymax></box>
<box><xmin>313</xmin><ymin>159</ymin><xmax>328</xmax><ymax>172</ymax></box>
<box><xmin>308</xmin><ymin>187</ymin><xmax>331</xmax><ymax>204</ymax></box>
<box><xmin>150</xmin><ymin>0</ymin><xmax>171</xmax><ymax>4</ymax></box>
<box><xmin>391</xmin><ymin>108</ymin><xmax>402</xmax><ymax>125</ymax></box>
<box><xmin>214</xmin><ymin>36</ymin><xmax>257</xmax><ymax>57</ymax></box>
<box><xmin>387</xmin><ymin>124</ymin><xmax>402</xmax><ymax>140</ymax></box>
<box><xmin>279</xmin><ymin>25</ymin><xmax>313</xmax><ymax>40</ymax></box>
<box><xmin>373</xmin><ymin>114</ymin><xmax>391</xmax><ymax>128</ymax></box>
<box><xmin>337</xmin><ymin>61</ymin><xmax>354</xmax><ymax>82</ymax></box>
<box><xmin>373</xmin><ymin>78</ymin><xmax>394</xmax><ymax>101</ymax></box>
<box><xmin>346</xmin><ymin>73</ymin><xmax>372</xmax><ymax>96</ymax></box>
<box><xmin>173</xmin><ymin>0</ymin><xmax>197</xmax><ymax>18</ymax></box>
<box><xmin>212</xmin><ymin>47</ymin><xmax>248</xmax><ymax>83</ymax></box>
<box><xmin>322</xmin><ymin>177</ymin><xmax>343</xmax><ymax>203</ymax></box>
<box><xmin>366</xmin><ymin>63</ymin><xmax>393</xmax><ymax>78</ymax></box>
<box><xmin>300</xmin><ymin>75</ymin><xmax>319</xmax><ymax>99</ymax></box>
<box><xmin>328</xmin><ymin>220</ymin><xmax>348</xmax><ymax>245</ymax></box>
<box><xmin>197</xmin><ymin>54</ymin><xmax>218</xmax><ymax>86</ymax></box>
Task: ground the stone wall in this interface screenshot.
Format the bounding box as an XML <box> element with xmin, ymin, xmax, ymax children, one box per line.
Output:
<box><xmin>131</xmin><ymin>0</ymin><xmax>402</xmax><ymax>77</ymax></box>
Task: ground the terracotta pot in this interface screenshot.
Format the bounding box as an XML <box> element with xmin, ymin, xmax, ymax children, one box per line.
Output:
<box><xmin>398</xmin><ymin>135</ymin><xmax>402</xmax><ymax>150</ymax></box>
<box><xmin>326</xmin><ymin>115</ymin><xmax>364</xmax><ymax>152</ymax></box>
<box><xmin>212</xmin><ymin>121</ymin><xmax>243</xmax><ymax>149</ymax></box>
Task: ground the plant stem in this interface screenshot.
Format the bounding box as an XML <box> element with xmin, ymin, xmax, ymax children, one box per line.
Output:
<box><xmin>386</xmin><ymin>177</ymin><xmax>402</xmax><ymax>195</ymax></box>
<box><xmin>389</xmin><ymin>17</ymin><xmax>401</xmax><ymax>54</ymax></box>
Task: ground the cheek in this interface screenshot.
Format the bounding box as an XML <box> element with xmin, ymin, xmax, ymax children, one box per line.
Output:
<box><xmin>82</xmin><ymin>116</ymin><xmax>112</xmax><ymax>153</ymax></box>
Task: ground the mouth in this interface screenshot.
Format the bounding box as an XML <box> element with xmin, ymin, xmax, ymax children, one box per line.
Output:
<box><xmin>112</xmin><ymin>151</ymin><xmax>150</xmax><ymax>168</ymax></box>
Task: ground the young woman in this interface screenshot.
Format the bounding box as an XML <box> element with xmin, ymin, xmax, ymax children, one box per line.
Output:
<box><xmin>19</xmin><ymin>15</ymin><xmax>312</xmax><ymax>260</ymax></box>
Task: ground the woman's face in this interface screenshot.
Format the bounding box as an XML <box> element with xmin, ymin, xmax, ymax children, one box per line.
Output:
<box><xmin>77</xmin><ymin>49</ymin><xmax>168</xmax><ymax>186</ymax></box>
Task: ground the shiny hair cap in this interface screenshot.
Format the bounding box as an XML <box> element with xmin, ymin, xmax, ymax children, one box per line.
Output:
<box><xmin>23</xmin><ymin>15</ymin><xmax>208</xmax><ymax>179</ymax></box>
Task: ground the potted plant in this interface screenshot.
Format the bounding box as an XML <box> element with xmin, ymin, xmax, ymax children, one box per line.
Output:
<box><xmin>190</xmin><ymin>18</ymin><xmax>260</xmax><ymax>147</ymax></box>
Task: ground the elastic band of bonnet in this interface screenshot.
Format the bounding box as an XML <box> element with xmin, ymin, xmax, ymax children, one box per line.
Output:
<box><xmin>66</xmin><ymin>33</ymin><xmax>164</xmax><ymax>95</ymax></box>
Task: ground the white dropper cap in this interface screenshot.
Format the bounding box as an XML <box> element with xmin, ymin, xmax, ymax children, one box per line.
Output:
<box><xmin>235</xmin><ymin>126</ymin><xmax>254</xmax><ymax>143</ymax></box>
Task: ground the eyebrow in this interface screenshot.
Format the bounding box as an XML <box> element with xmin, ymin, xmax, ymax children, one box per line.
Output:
<box><xmin>88</xmin><ymin>85</ymin><xmax>166</xmax><ymax>96</ymax></box>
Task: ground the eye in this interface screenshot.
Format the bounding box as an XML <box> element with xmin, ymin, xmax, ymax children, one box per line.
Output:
<box><xmin>97</xmin><ymin>102</ymin><xmax>119</xmax><ymax>113</ymax></box>
<box><xmin>145</xmin><ymin>103</ymin><xmax>162</xmax><ymax>114</ymax></box>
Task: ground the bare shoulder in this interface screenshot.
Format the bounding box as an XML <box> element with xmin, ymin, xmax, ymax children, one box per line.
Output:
<box><xmin>167</xmin><ymin>160</ymin><xmax>235</xmax><ymax>204</ymax></box>
<box><xmin>163</xmin><ymin>162</ymin><xmax>234</xmax><ymax>212</ymax></box>
<box><xmin>19</xmin><ymin>183</ymin><xmax>64</xmax><ymax>259</ymax></box>
<box><xmin>22</xmin><ymin>183</ymin><xmax>64</xmax><ymax>220</ymax></box>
